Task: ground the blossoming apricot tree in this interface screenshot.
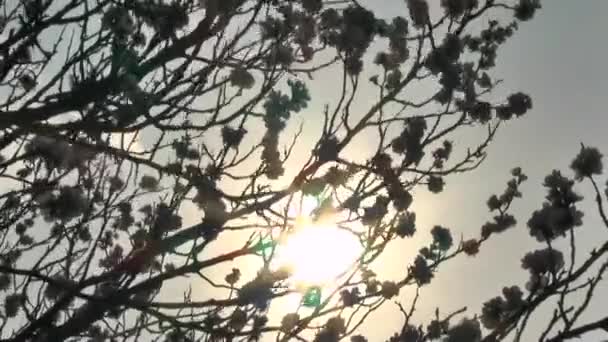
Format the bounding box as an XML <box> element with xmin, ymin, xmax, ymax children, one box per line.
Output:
<box><xmin>7</xmin><ymin>1</ymin><xmax>606</xmax><ymax>342</ymax></box>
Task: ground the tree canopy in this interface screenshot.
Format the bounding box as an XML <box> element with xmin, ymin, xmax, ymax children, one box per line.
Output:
<box><xmin>7</xmin><ymin>0</ymin><xmax>608</xmax><ymax>342</ymax></box>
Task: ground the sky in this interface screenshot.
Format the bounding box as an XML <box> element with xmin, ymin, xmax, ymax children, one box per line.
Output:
<box><xmin>178</xmin><ymin>1</ymin><xmax>608</xmax><ymax>340</ymax></box>
<box><xmin>2</xmin><ymin>0</ymin><xmax>608</xmax><ymax>341</ymax></box>
<box><xmin>348</xmin><ymin>1</ymin><xmax>608</xmax><ymax>341</ymax></box>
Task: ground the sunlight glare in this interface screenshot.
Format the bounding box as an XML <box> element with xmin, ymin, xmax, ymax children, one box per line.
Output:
<box><xmin>274</xmin><ymin>224</ymin><xmax>362</xmax><ymax>286</ymax></box>
<box><xmin>288</xmin><ymin>194</ymin><xmax>322</xmax><ymax>218</ymax></box>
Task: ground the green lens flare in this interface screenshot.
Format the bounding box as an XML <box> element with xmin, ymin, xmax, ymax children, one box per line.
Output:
<box><xmin>302</xmin><ymin>286</ymin><xmax>322</xmax><ymax>308</ymax></box>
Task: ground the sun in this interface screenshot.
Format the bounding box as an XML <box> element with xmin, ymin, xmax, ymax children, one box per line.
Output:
<box><xmin>274</xmin><ymin>223</ymin><xmax>362</xmax><ymax>285</ymax></box>
<box><xmin>267</xmin><ymin>193</ymin><xmax>363</xmax><ymax>286</ymax></box>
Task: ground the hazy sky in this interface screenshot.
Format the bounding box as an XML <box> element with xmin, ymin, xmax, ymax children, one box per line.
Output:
<box><xmin>4</xmin><ymin>1</ymin><xmax>608</xmax><ymax>340</ymax></box>
<box><xmin>348</xmin><ymin>1</ymin><xmax>608</xmax><ymax>341</ymax></box>
<box><xmin>198</xmin><ymin>2</ymin><xmax>608</xmax><ymax>341</ymax></box>
<box><xmin>58</xmin><ymin>1</ymin><xmax>608</xmax><ymax>341</ymax></box>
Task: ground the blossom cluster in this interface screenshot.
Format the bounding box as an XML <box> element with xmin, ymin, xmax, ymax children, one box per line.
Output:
<box><xmin>313</xmin><ymin>317</ymin><xmax>346</xmax><ymax>342</ymax></box>
<box><xmin>261</xmin><ymin>80</ymin><xmax>310</xmax><ymax>179</ymax></box>
<box><xmin>26</xmin><ymin>136</ymin><xmax>96</xmax><ymax>172</ymax></box>
<box><xmin>391</xmin><ymin>117</ymin><xmax>427</xmax><ymax>166</ymax></box>
<box><xmin>522</xmin><ymin>248</ymin><xmax>564</xmax><ymax>291</ymax></box>
<box><xmin>481</xmin><ymin>286</ymin><xmax>525</xmax><ymax>330</ymax></box>
<box><xmin>527</xmin><ymin>170</ymin><xmax>583</xmax><ymax>242</ymax></box>
<box><xmin>481</xmin><ymin>168</ymin><xmax>527</xmax><ymax>239</ymax></box>
<box><xmin>374</xmin><ymin>16</ymin><xmax>409</xmax><ymax>70</ymax></box>
<box><xmin>34</xmin><ymin>186</ymin><xmax>89</xmax><ymax>222</ymax></box>
<box><xmin>237</xmin><ymin>267</ymin><xmax>289</xmax><ymax>310</ymax></box>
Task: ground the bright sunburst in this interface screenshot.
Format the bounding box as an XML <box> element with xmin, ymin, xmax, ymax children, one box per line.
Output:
<box><xmin>272</xmin><ymin>195</ymin><xmax>363</xmax><ymax>286</ymax></box>
<box><xmin>274</xmin><ymin>224</ymin><xmax>362</xmax><ymax>285</ymax></box>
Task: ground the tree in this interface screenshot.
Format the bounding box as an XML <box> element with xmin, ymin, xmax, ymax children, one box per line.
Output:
<box><xmin>378</xmin><ymin>145</ymin><xmax>608</xmax><ymax>342</ymax></box>
<box><xmin>0</xmin><ymin>0</ymin><xmax>582</xmax><ymax>341</ymax></box>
